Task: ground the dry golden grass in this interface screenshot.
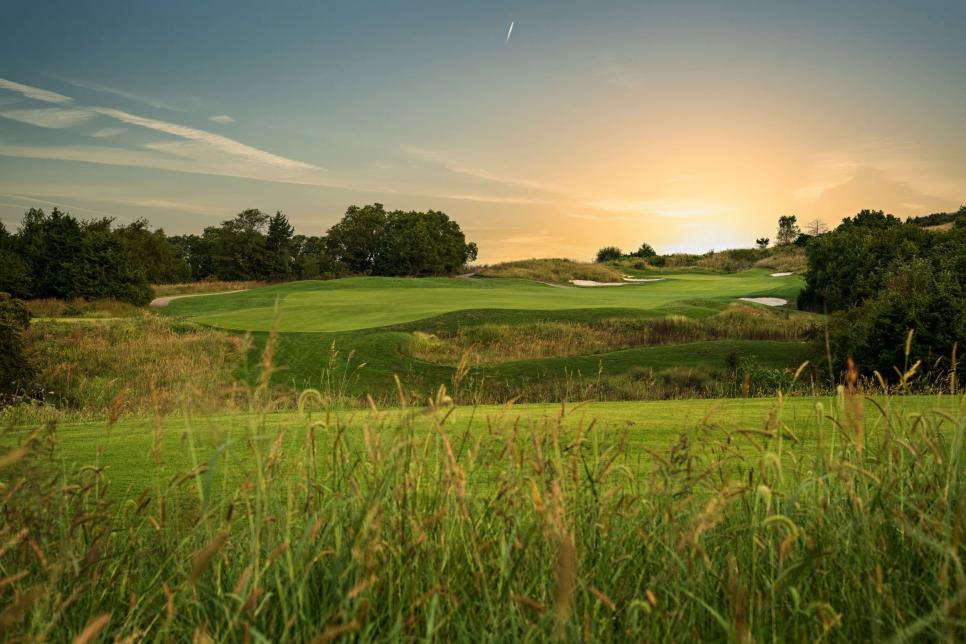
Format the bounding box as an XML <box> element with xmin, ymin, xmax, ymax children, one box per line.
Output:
<box><xmin>151</xmin><ymin>279</ymin><xmax>264</xmax><ymax>298</ymax></box>
<box><xmin>633</xmin><ymin>246</ymin><xmax>807</xmax><ymax>274</ymax></box>
<box><xmin>405</xmin><ymin>304</ymin><xmax>816</xmax><ymax>365</ymax></box>
<box><xmin>24</xmin><ymin>297</ymin><xmax>144</xmax><ymax>319</ymax></box>
<box><xmin>478</xmin><ymin>258</ymin><xmax>624</xmax><ymax>283</ymax></box>
<box><xmin>19</xmin><ymin>316</ymin><xmax>246</xmax><ymax>419</ymax></box>
<box><xmin>753</xmin><ymin>246</ymin><xmax>807</xmax><ymax>272</ymax></box>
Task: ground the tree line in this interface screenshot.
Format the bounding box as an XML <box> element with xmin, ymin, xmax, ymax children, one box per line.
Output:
<box><xmin>0</xmin><ymin>203</ymin><xmax>478</xmax><ymax>305</ymax></box>
<box><xmin>800</xmin><ymin>206</ymin><xmax>965</xmax><ymax>380</ymax></box>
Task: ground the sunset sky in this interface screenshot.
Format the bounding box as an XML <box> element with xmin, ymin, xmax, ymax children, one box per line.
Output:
<box><xmin>1</xmin><ymin>1</ymin><xmax>964</xmax><ymax>262</ymax></box>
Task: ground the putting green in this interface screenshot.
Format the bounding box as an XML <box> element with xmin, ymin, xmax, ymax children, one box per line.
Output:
<box><xmin>165</xmin><ymin>270</ymin><xmax>802</xmax><ymax>333</ymax></box>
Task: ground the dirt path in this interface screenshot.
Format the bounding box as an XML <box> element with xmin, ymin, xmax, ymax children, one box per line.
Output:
<box><xmin>149</xmin><ymin>289</ymin><xmax>249</xmax><ymax>308</ymax></box>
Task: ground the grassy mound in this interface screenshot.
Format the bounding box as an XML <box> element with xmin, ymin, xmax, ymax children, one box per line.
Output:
<box><xmin>479</xmin><ymin>258</ymin><xmax>625</xmax><ymax>283</ymax></box>
<box><xmin>405</xmin><ymin>303</ymin><xmax>817</xmax><ymax>365</ymax></box>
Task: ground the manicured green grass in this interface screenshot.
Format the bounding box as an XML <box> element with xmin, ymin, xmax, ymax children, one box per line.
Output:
<box><xmin>161</xmin><ymin>270</ymin><xmax>810</xmax><ymax>398</ymax></box>
<box><xmin>25</xmin><ymin>394</ymin><xmax>956</xmax><ymax>499</ymax></box>
<box><xmin>164</xmin><ymin>271</ymin><xmax>802</xmax><ymax>333</ymax></box>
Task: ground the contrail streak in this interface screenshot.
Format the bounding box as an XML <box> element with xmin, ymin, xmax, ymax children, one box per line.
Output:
<box><xmin>506</xmin><ymin>21</ymin><xmax>514</xmax><ymax>42</ymax></box>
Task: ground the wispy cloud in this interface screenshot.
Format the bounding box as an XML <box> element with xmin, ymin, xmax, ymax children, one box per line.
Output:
<box><xmin>0</xmin><ymin>78</ymin><xmax>72</xmax><ymax>104</ymax></box>
<box><xmin>59</xmin><ymin>78</ymin><xmax>187</xmax><ymax>112</ymax></box>
<box><xmin>0</xmin><ymin>184</ymin><xmax>228</xmax><ymax>218</ymax></box>
<box><xmin>0</xmin><ymin>107</ymin><xmax>95</xmax><ymax>129</ymax></box>
<box><xmin>431</xmin><ymin>193</ymin><xmax>551</xmax><ymax>205</ymax></box>
<box><xmin>91</xmin><ymin>127</ymin><xmax>126</xmax><ymax>138</ymax></box>
<box><xmin>0</xmin><ymin>192</ymin><xmax>131</xmax><ymax>221</ymax></box>
<box><xmin>89</xmin><ymin>106</ymin><xmax>321</xmax><ymax>171</ymax></box>
<box><xmin>586</xmin><ymin>198</ymin><xmax>726</xmax><ymax>218</ymax></box>
<box><xmin>793</xmin><ymin>139</ymin><xmax>963</xmax><ymax>203</ymax></box>
<box><xmin>501</xmin><ymin>233</ymin><xmax>561</xmax><ymax>245</ymax></box>
<box><xmin>0</xmin><ymin>142</ymin><xmax>327</xmax><ymax>188</ymax></box>
<box><xmin>209</xmin><ymin>114</ymin><xmax>234</xmax><ymax>124</ymax></box>
<box><xmin>0</xmin><ymin>77</ymin><xmax>322</xmax><ymax>176</ymax></box>
<box><xmin>404</xmin><ymin>145</ymin><xmax>569</xmax><ymax>196</ymax></box>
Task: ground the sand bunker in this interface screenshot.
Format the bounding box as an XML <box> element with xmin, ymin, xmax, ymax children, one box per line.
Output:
<box><xmin>770</xmin><ymin>272</ymin><xmax>793</xmax><ymax>277</ymax></box>
<box><xmin>621</xmin><ymin>276</ymin><xmax>665</xmax><ymax>282</ymax></box>
<box><xmin>739</xmin><ymin>297</ymin><xmax>787</xmax><ymax>307</ymax></box>
<box><xmin>568</xmin><ymin>279</ymin><xmax>626</xmax><ymax>287</ymax></box>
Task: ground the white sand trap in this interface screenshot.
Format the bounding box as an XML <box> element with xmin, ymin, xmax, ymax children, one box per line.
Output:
<box><xmin>568</xmin><ymin>279</ymin><xmax>626</xmax><ymax>287</ymax></box>
<box><xmin>739</xmin><ymin>297</ymin><xmax>788</xmax><ymax>307</ymax></box>
<box><xmin>621</xmin><ymin>276</ymin><xmax>665</xmax><ymax>282</ymax></box>
<box><xmin>770</xmin><ymin>272</ymin><xmax>793</xmax><ymax>277</ymax></box>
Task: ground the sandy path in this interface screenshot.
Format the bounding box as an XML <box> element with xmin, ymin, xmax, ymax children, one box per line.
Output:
<box><xmin>149</xmin><ymin>289</ymin><xmax>249</xmax><ymax>308</ymax></box>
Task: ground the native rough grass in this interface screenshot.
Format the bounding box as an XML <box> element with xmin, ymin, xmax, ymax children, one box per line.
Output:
<box><xmin>17</xmin><ymin>316</ymin><xmax>245</xmax><ymax>420</ymax></box>
<box><xmin>1</xmin><ymin>383</ymin><xmax>963</xmax><ymax>641</ymax></box>
<box><xmin>150</xmin><ymin>279</ymin><xmax>263</xmax><ymax>298</ymax></box>
<box><xmin>405</xmin><ymin>303</ymin><xmax>817</xmax><ymax>366</ymax></box>
<box><xmin>478</xmin><ymin>258</ymin><xmax>625</xmax><ymax>283</ymax></box>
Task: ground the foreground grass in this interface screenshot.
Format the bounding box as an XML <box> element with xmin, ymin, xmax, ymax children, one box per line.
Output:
<box><xmin>2</xmin><ymin>390</ymin><xmax>963</xmax><ymax>641</ymax></box>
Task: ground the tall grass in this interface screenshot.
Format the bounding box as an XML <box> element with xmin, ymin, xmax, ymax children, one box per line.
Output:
<box><xmin>1</xmin><ymin>341</ymin><xmax>963</xmax><ymax>641</ymax></box>
<box><xmin>7</xmin><ymin>316</ymin><xmax>246</xmax><ymax>422</ymax></box>
<box><xmin>406</xmin><ymin>304</ymin><xmax>816</xmax><ymax>366</ymax></box>
<box><xmin>479</xmin><ymin>259</ymin><xmax>625</xmax><ymax>283</ymax></box>
<box><xmin>629</xmin><ymin>246</ymin><xmax>807</xmax><ymax>274</ymax></box>
<box><xmin>151</xmin><ymin>279</ymin><xmax>263</xmax><ymax>298</ymax></box>
<box><xmin>23</xmin><ymin>297</ymin><xmax>144</xmax><ymax>319</ymax></box>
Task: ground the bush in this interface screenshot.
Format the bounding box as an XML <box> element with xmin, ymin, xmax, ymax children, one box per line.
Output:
<box><xmin>824</xmin><ymin>258</ymin><xmax>965</xmax><ymax>380</ymax></box>
<box><xmin>595</xmin><ymin>246</ymin><xmax>623</xmax><ymax>263</ymax></box>
<box><xmin>0</xmin><ymin>293</ymin><xmax>33</xmax><ymax>399</ymax></box>
<box><xmin>630</xmin><ymin>243</ymin><xmax>657</xmax><ymax>259</ymax></box>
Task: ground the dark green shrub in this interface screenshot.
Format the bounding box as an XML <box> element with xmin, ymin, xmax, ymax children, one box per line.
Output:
<box><xmin>0</xmin><ymin>293</ymin><xmax>33</xmax><ymax>399</ymax></box>
<box><xmin>595</xmin><ymin>246</ymin><xmax>623</xmax><ymax>263</ymax></box>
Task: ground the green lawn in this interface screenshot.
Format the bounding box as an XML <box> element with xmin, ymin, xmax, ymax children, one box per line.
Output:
<box><xmin>23</xmin><ymin>393</ymin><xmax>959</xmax><ymax>499</ymax></box>
<box><xmin>159</xmin><ymin>270</ymin><xmax>809</xmax><ymax>397</ymax></box>
<box><xmin>164</xmin><ymin>271</ymin><xmax>802</xmax><ymax>333</ymax></box>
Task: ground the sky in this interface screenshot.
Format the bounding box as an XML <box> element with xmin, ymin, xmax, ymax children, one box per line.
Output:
<box><xmin>1</xmin><ymin>1</ymin><xmax>965</xmax><ymax>263</ymax></box>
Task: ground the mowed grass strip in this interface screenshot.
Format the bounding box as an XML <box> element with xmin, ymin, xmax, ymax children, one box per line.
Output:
<box><xmin>163</xmin><ymin>270</ymin><xmax>803</xmax><ymax>333</ymax></box>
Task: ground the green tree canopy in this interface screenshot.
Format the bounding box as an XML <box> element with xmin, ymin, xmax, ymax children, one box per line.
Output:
<box><xmin>325</xmin><ymin>204</ymin><xmax>389</xmax><ymax>274</ymax></box>
<box><xmin>374</xmin><ymin>209</ymin><xmax>477</xmax><ymax>276</ymax></box>
<box><xmin>266</xmin><ymin>211</ymin><xmax>295</xmax><ymax>279</ymax></box>
<box><xmin>776</xmin><ymin>215</ymin><xmax>800</xmax><ymax>245</ymax></box>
